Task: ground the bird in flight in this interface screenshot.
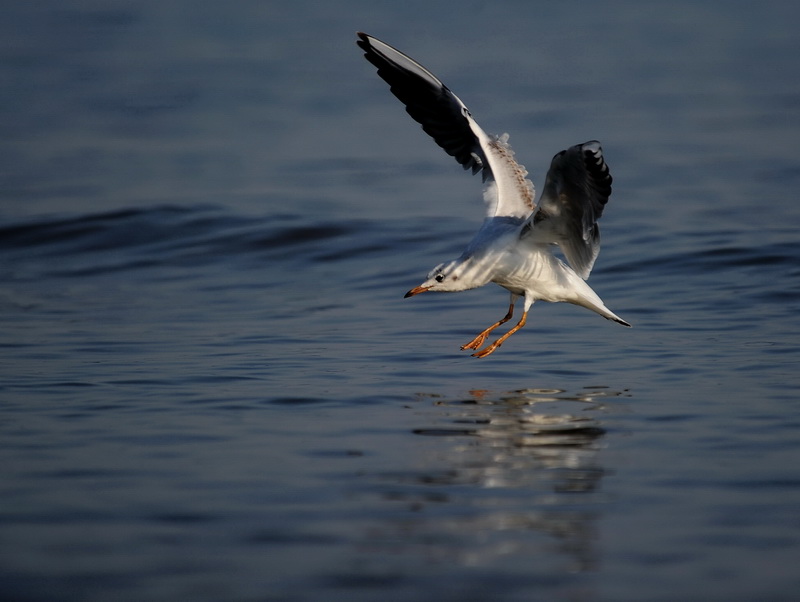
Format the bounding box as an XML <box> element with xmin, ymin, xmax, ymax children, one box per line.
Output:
<box><xmin>357</xmin><ymin>32</ymin><xmax>630</xmax><ymax>358</ymax></box>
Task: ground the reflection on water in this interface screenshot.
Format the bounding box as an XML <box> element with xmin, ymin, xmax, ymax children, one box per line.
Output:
<box><xmin>367</xmin><ymin>388</ymin><xmax>630</xmax><ymax>574</ymax></box>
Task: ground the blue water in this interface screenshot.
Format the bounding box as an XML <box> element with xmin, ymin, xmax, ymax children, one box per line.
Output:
<box><xmin>2</xmin><ymin>2</ymin><xmax>800</xmax><ymax>600</ymax></box>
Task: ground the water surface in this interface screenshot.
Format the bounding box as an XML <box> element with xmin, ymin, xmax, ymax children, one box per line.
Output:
<box><xmin>2</xmin><ymin>2</ymin><xmax>800</xmax><ymax>600</ymax></box>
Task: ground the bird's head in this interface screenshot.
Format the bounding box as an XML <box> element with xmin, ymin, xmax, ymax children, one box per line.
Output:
<box><xmin>404</xmin><ymin>258</ymin><xmax>479</xmax><ymax>297</ymax></box>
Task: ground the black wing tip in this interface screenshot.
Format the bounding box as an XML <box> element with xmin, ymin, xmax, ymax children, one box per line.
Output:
<box><xmin>579</xmin><ymin>141</ymin><xmax>612</xmax><ymax>201</ymax></box>
<box><xmin>549</xmin><ymin>140</ymin><xmax>613</xmax><ymax>197</ymax></box>
<box><xmin>355</xmin><ymin>31</ymin><xmax>488</xmax><ymax>179</ymax></box>
<box><xmin>356</xmin><ymin>31</ymin><xmax>372</xmax><ymax>53</ymax></box>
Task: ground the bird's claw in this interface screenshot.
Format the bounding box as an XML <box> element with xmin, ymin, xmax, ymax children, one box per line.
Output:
<box><xmin>471</xmin><ymin>344</ymin><xmax>500</xmax><ymax>358</ymax></box>
<box><xmin>460</xmin><ymin>334</ymin><xmax>487</xmax><ymax>350</ymax></box>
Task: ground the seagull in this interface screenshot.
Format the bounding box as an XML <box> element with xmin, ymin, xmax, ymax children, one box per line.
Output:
<box><xmin>356</xmin><ymin>32</ymin><xmax>631</xmax><ymax>358</ymax></box>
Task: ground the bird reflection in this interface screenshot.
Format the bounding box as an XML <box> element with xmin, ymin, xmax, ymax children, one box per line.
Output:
<box><xmin>371</xmin><ymin>387</ymin><xmax>630</xmax><ymax>574</ymax></box>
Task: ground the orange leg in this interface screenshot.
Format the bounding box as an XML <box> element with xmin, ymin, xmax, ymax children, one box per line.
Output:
<box><xmin>460</xmin><ymin>300</ymin><xmax>516</xmax><ymax>351</ymax></box>
<box><xmin>472</xmin><ymin>311</ymin><xmax>528</xmax><ymax>358</ymax></box>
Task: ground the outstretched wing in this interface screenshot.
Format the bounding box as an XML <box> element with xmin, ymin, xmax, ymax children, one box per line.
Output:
<box><xmin>357</xmin><ymin>32</ymin><xmax>534</xmax><ymax>219</ymax></box>
<box><xmin>525</xmin><ymin>141</ymin><xmax>613</xmax><ymax>279</ymax></box>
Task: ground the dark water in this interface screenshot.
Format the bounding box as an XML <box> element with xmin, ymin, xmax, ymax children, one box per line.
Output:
<box><xmin>2</xmin><ymin>2</ymin><xmax>800</xmax><ymax>601</ymax></box>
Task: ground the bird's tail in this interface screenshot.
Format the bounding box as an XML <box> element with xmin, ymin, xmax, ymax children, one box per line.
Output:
<box><xmin>578</xmin><ymin>298</ymin><xmax>631</xmax><ymax>327</ymax></box>
<box><xmin>569</xmin><ymin>280</ymin><xmax>631</xmax><ymax>327</ymax></box>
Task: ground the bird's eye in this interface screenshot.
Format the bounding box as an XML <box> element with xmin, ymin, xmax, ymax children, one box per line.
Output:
<box><xmin>435</xmin><ymin>273</ymin><xmax>444</xmax><ymax>283</ymax></box>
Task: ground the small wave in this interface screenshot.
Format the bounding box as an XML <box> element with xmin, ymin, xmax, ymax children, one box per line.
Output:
<box><xmin>607</xmin><ymin>239</ymin><xmax>800</xmax><ymax>277</ymax></box>
<box><xmin>0</xmin><ymin>204</ymin><xmax>459</xmax><ymax>280</ymax></box>
<box><xmin>0</xmin><ymin>205</ymin><xmax>208</xmax><ymax>255</ymax></box>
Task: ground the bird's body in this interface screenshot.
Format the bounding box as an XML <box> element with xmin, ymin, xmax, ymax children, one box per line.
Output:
<box><xmin>357</xmin><ymin>32</ymin><xmax>630</xmax><ymax>357</ymax></box>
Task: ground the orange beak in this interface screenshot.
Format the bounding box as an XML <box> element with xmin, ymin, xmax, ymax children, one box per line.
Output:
<box><xmin>404</xmin><ymin>285</ymin><xmax>431</xmax><ymax>298</ymax></box>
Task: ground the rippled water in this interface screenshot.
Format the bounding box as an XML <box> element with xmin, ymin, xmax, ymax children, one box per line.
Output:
<box><xmin>2</xmin><ymin>2</ymin><xmax>800</xmax><ymax>601</ymax></box>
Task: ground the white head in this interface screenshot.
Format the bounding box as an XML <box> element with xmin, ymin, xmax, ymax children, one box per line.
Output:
<box><xmin>404</xmin><ymin>257</ymin><xmax>487</xmax><ymax>297</ymax></box>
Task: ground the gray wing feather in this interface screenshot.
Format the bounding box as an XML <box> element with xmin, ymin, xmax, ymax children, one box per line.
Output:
<box><xmin>526</xmin><ymin>141</ymin><xmax>613</xmax><ymax>279</ymax></box>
